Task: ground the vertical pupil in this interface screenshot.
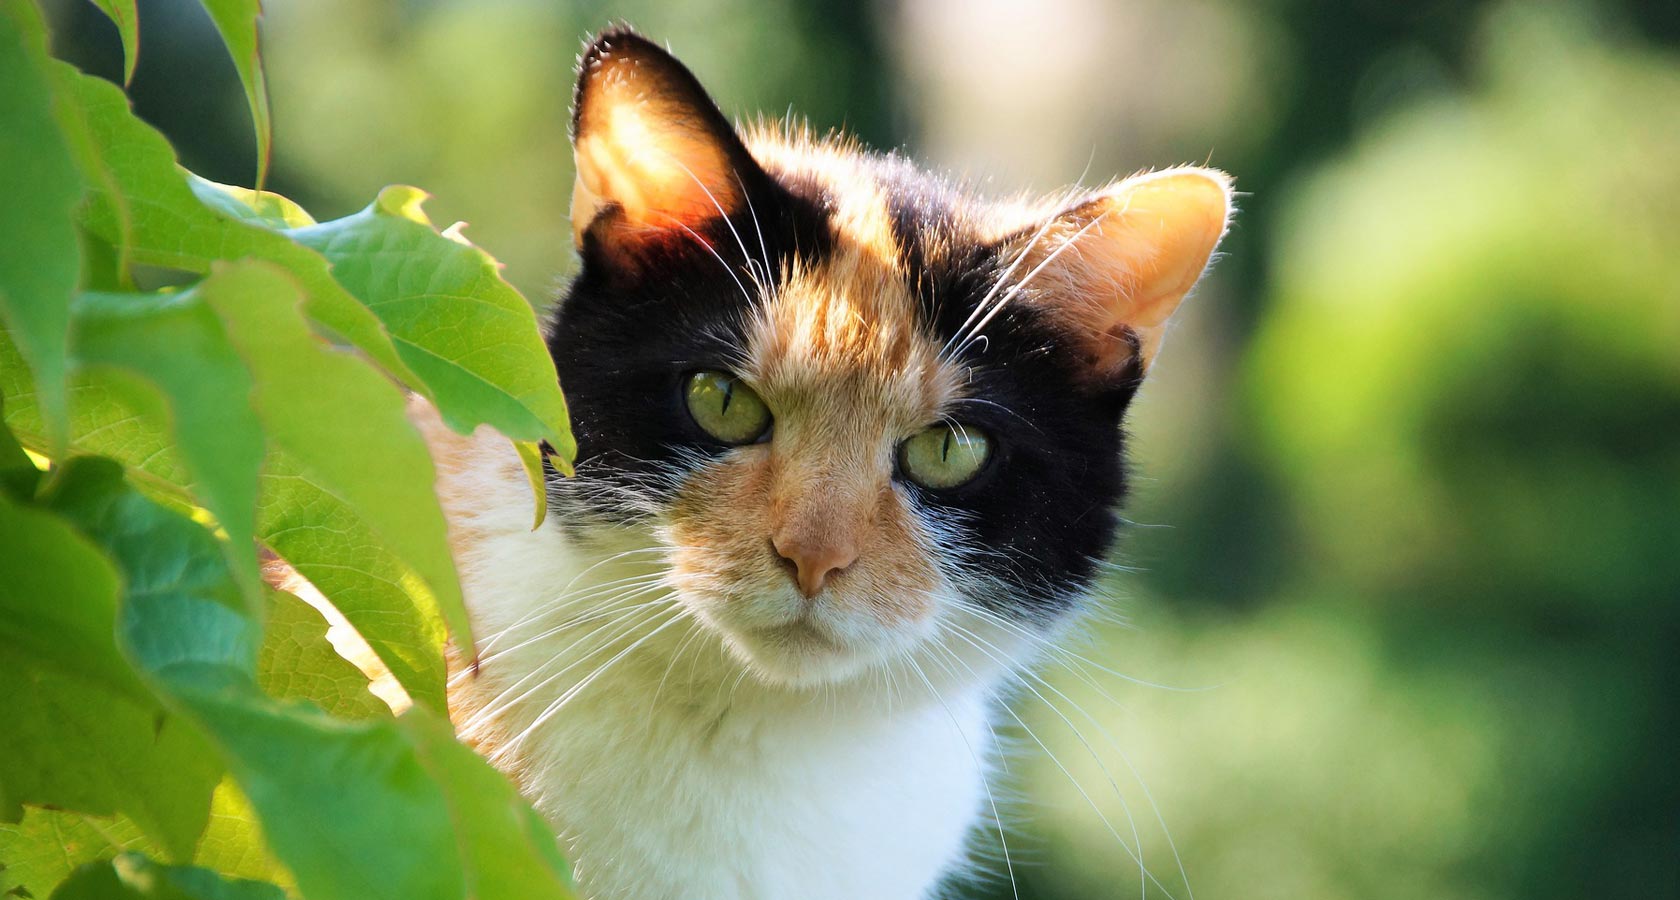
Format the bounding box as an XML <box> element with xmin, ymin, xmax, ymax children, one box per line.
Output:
<box><xmin>720</xmin><ymin>379</ymin><xmax>734</xmax><ymax>416</ymax></box>
<box><xmin>940</xmin><ymin>428</ymin><xmax>953</xmax><ymax>462</ymax></box>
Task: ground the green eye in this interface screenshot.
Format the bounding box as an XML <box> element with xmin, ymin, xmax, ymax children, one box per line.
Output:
<box><xmin>685</xmin><ymin>371</ymin><xmax>772</xmax><ymax>444</ymax></box>
<box><xmin>899</xmin><ymin>422</ymin><xmax>991</xmax><ymax>489</ymax></box>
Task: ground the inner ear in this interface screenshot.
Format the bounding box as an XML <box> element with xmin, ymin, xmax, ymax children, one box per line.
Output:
<box><xmin>570</xmin><ymin>28</ymin><xmax>765</xmax><ymax>267</ymax></box>
<box><xmin>1002</xmin><ymin>168</ymin><xmax>1233</xmax><ymax>381</ymax></box>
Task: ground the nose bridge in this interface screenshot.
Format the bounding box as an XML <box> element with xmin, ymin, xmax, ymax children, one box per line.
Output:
<box><xmin>767</xmin><ymin>426</ymin><xmax>884</xmax><ymax>596</ymax></box>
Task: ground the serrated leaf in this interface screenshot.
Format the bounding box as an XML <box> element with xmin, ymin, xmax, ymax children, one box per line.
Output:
<box><xmin>259</xmin><ymin>588</ymin><xmax>389</xmax><ymax>720</ymax></box>
<box><xmin>289</xmin><ymin>186</ymin><xmax>574</xmax><ymax>459</ymax></box>
<box><xmin>52</xmin><ymin>853</ymin><xmax>286</xmax><ymax>900</ymax></box>
<box><xmin>0</xmin><ymin>1</ymin><xmax>83</xmax><ymax>449</ymax></box>
<box><xmin>3</xmin><ymin>289</ymin><xmax>453</xmax><ymax>713</ymax></box>
<box><xmin>198</xmin><ymin>262</ymin><xmax>462</xmax><ymax>705</ymax></box>
<box><xmin>194</xmin><ymin>0</ymin><xmax>270</xmax><ymax>189</ymax></box>
<box><xmin>0</xmin><ymin>489</ymin><xmax>222</xmax><ymax>859</ymax></box>
<box><xmin>70</xmin><ymin>289</ymin><xmax>265</xmax><ymax>605</ymax></box>
<box><xmin>52</xmin><ymin>66</ymin><xmax>417</xmax><ymax>388</ymax></box>
<box><xmin>42</xmin><ymin>457</ymin><xmax>576</xmax><ymax>900</ymax></box>
<box><xmin>86</xmin><ymin>0</ymin><xmax>140</xmax><ymax>85</ymax></box>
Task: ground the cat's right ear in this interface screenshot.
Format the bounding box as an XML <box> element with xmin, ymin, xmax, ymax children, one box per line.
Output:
<box><xmin>570</xmin><ymin>27</ymin><xmax>759</xmax><ymax>269</ymax></box>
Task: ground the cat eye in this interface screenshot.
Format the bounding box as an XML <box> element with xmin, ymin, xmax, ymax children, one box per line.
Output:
<box><xmin>685</xmin><ymin>371</ymin><xmax>772</xmax><ymax>444</ymax></box>
<box><xmin>898</xmin><ymin>422</ymin><xmax>992</xmax><ymax>490</ymax></box>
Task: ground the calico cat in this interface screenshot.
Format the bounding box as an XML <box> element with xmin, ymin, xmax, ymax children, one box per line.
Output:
<box><xmin>423</xmin><ymin>25</ymin><xmax>1232</xmax><ymax>900</ymax></box>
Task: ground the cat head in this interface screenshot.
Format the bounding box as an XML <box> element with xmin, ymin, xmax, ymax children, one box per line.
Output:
<box><xmin>547</xmin><ymin>27</ymin><xmax>1232</xmax><ymax>688</ymax></box>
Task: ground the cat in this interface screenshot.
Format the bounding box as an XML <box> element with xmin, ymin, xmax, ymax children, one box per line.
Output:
<box><xmin>421</xmin><ymin>25</ymin><xmax>1233</xmax><ymax>900</ymax></box>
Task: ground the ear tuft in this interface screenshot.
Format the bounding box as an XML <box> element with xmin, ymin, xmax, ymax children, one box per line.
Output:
<box><xmin>1011</xmin><ymin>167</ymin><xmax>1233</xmax><ymax>379</ymax></box>
<box><xmin>570</xmin><ymin>27</ymin><xmax>756</xmax><ymax>263</ymax></box>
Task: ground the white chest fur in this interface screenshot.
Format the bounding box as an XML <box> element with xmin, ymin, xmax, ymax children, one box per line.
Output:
<box><xmin>426</xmin><ymin>414</ymin><xmax>1001</xmax><ymax>900</ymax></box>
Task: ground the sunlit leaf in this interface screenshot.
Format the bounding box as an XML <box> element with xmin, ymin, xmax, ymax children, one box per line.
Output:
<box><xmin>43</xmin><ymin>456</ymin><xmax>576</xmax><ymax>900</ymax></box>
<box><xmin>0</xmin><ymin>1</ymin><xmax>82</xmax><ymax>449</ymax></box>
<box><xmin>53</xmin><ymin>65</ymin><xmax>418</xmax><ymax>388</ymax></box>
<box><xmin>515</xmin><ymin>439</ymin><xmax>549</xmax><ymax>530</ymax></box>
<box><xmin>258</xmin><ymin>454</ymin><xmax>448</xmax><ymax>714</ymax></box>
<box><xmin>69</xmin><ymin>289</ymin><xmax>265</xmax><ymax>604</ymax></box>
<box><xmin>2</xmin><ymin>281</ymin><xmax>456</xmax><ymax>713</ymax></box>
<box><xmin>2</xmin><ymin>326</ymin><xmax>194</xmax><ymax>510</ymax></box>
<box><xmin>191</xmin><ymin>778</ymin><xmax>291</xmax><ymax>888</ymax></box>
<box><xmin>198</xmin><ymin>262</ymin><xmax>463</xmax><ymax>707</ymax></box>
<box><xmin>0</xmin><ymin>809</ymin><xmax>157</xmax><ymax>898</ymax></box>
<box><xmin>259</xmin><ymin>588</ymin><xmax>390</xmax><ymax>720</ymax></box>
<box><xmin>289</xmin><ymin>186</ymin><xmax>574</xmax><ymax>460</ymax></box>
<box><xmin>189</xmin><ymin>174</ymin><xmax>315</xmax><ymax>229</ymax></box>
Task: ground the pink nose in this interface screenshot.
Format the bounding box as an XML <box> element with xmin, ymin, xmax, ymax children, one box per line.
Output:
<box><xmin>771</xmin><ymin>532</ymin><xmax>859</xmax><ymax>598</ymax></box>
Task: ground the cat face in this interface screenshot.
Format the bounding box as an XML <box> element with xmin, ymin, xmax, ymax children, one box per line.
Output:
<box><xmin>545</xmin><ymin>28</ymin><xmax>1231</xmax><ymax>687</ymax></box>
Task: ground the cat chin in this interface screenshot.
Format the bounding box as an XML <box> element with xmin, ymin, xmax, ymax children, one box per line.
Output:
<box><xmin>713</xmin><ymin>621</ymin><xmax>877</xmax><ymax>688</ymax></box>
<box><xmin>690</xmin><ymin>603</ymin><xmax>927</xmax><ymax>689</ymax></box>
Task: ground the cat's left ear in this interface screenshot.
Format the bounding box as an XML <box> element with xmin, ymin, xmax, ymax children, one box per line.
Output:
<box><xmin>569</xmin><ymin>27</ymin><xmax>761</xmax><ymax>265</ymax></box>
<box><xmin>1004</xmin><ymin>167</ymin><xmax>1234</xmax><ymax>381</ymax></box>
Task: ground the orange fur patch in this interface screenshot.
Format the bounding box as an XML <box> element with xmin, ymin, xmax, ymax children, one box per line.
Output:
<box><xmin>663</xmin><ymin>140</ymin><xmax>959</xmax><ymax>623</ymax></box>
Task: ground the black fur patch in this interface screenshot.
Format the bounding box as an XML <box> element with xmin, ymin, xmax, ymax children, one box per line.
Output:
<box><xmin>546</xmin><ymin>169</ymin><xmax>831</xmax><ymax>515</ymax></box>
<box><xmin>880</xmin><ymin>168</ymin><xmax>1138</xmax><ymax>616</ymax></box>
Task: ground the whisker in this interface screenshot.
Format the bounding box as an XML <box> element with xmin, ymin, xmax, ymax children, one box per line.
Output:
<box><xmin>949</xmin><ymin>209</ymin><xmax>1113</xmax><ymax>361</ymax></box>
<box><xmin>902</xmin><ymin>653</ymin><xmax>1020</xmax><ymax>900</ymax></box>
<box><xmin>934</xmin><ymin>624</ymin><xmax>1182</xmax><ymax>900</ymax></box>
<box><xmin>494</xmin><ymin>606</ymin><xmax>690</xmax><ymax>762</ymax></box>
<box><xmin>942</xmin><ymin>618</ymin><xmax>1156</xmax><ymax>899</ymax></box>
<box><xmin>464</xmin><ymin>599</ymin><xmax>673</xmax><ymax>734</ymax></box>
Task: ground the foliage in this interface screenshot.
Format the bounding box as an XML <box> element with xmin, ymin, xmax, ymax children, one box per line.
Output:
<box><xmin>0</xmin><ymin>2</ymin><xmax>577</xmax><ymax>897</ymax></box>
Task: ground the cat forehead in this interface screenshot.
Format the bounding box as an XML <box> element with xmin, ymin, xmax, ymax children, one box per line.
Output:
<box><xmin>737</xmin><ymin>131</ymin><xmax>975</xmax><ymax>423</ymax></box>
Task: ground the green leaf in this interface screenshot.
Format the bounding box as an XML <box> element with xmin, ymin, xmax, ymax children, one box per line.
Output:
<box><xmin>0</xmin><ymin>394</ymin><xmax>41</xmax><ymax>499</ymax></box>
<box><xmin>398</xmin><ymin>713</ymin><xmax>576</xmax><ymax>897</ymax></box>
<box><xmin>42</xmin><ymin>457</ymin><xmax>576</xmax><ymax>900</ymax></box>
<box><xmin>0</xmin><ymin>485</ymin><xmax>145</xmax><ymax>703</ymax></box>
<box><xmin>3</xmin><ymin>280</ymin><xmax>455</xmax><ymax>713</ymax></box>
<box><xmin>190</xmin><ymin>779</ymin><xmax>291</xmax><ymax>888</ymax></box>
<box><xmin>0</xmin><ymin>490</ymin><xmax>222</xmax><ymax>859</ymax></box>
<box><xmin>258</xmin><ymin>455</ymin><xmax>448</xmax><ymax>713</ymax></box>
<box><xmin>86</xmin><ymin>0</ymin><xmax>141</xmax><ymax>85</ymax></box>
<box><xmin>51</xmin><ymin>853</ymin><xmax>286</xmax><ymax>900</ymax></box>
<box><xmin>259</xmin><ymin>588</ymin><xmax>389</xmax><ymax>720</ymax></box>
<box><xmin>194</xmin><ymin>0</ymin><xmax>270</xmax><ymax>189</ymax></box>
<box><xmin>515</xmin><ymin>440</ymin><xmax>549</xmax><ymax>530</ymax></box>
<box><xmin>2</xmin><ymin>327</ymin><xmax>193</xmax><ymax>509</ymax></box>
<box><xmin>53</xmin><ymin>65</ymin><xmax>418</xmax><ymax>389</ymax></box>
<box><xmin>0</xmin><ymin>809</ymin><xmax>157</xmax><ymax>898</ymax></box>
<box><xmin>0</xmin><ymin>1</ymin><xmax>83</xmax><ymax>450</ymax></box>
<box><xmin>0</xmin><ymin>790</ymin><xmax>287</xmax><ymax>897</ymax></box>
<box><xmin>69</xmin><ymin>289</ymin><xmax>265</xmax><ymax>605</ymax></box>
<box><xmin>189</xmin><ymin>174</ymin><xmax>315</xmax><ymax>229</ymax></box>
<box><xmin>198</xmin><ymin>261</ymin><xmax>461</xmax><ymax>706</ymax></box>
<box><xmin>289</xmin><ymin>186</ymin><xmax>574</xmax><ymax>460</ymax></box>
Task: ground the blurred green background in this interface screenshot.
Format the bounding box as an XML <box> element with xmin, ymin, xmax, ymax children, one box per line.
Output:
<box><xmin>42</xmin><ymin>0</ymin><xmax>1679</xmax><ymax>897</ymax></box>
